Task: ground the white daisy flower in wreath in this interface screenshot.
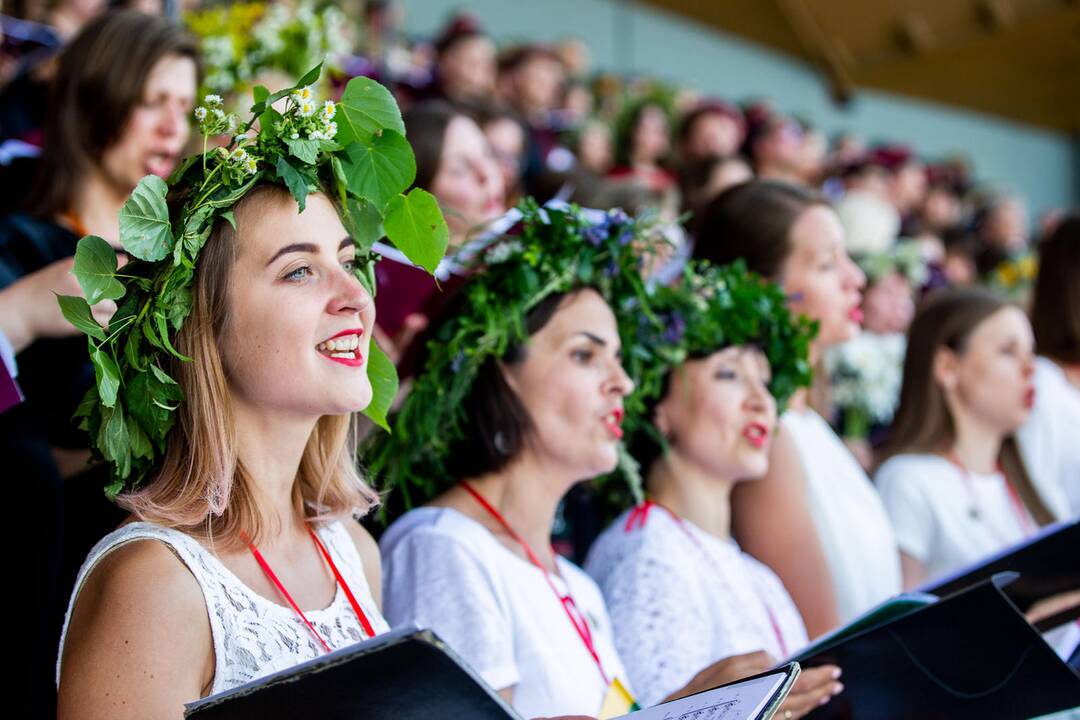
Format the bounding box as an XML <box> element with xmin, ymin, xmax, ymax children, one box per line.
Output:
<box><xmin>193</xmin><ymin>107</ymin><xmax>207</xmax><ymax>121</ymax></box>
<box><xmin>204</xmin><ymin>94</ymin><xmax>223</xmax><ymax>107</ymax></box>
<box><xmin>298</xmin><ymin>99</ymin><xmax>316</xmax><ymax>118</ymax></box>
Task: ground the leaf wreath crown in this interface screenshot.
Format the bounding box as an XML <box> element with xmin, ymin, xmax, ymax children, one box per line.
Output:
<box><xmin>362</xmin><ymin>199</ymin><xmax>667</xmax><ymax>515</ymax></box>
<box><xmin>595</xmin><ymin>260</ymin><xmax>818</xmax><ymax>516</ymax></box>
<box><xmin>59</xmin><ymin>64</ymin><xmax>449</xmax><ymax>497</ymax></box>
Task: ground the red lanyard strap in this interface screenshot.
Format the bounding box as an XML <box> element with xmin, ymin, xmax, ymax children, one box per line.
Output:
<box><xmin>460</xmin><ymin>481</ymin><xmax>610</xmax><ymax>686</ymax></box>
<box><xmin>245</xmin><ymin>526</ymin><xmax>378</xmax><ymax>654</ymax></box>
<box><xmin>629</xmin><ymin>499</ymin><xmax>790</xmax><ymax>658</ymax></box>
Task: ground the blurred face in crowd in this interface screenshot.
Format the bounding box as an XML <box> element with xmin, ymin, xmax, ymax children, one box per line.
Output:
<box><xmin>656</xmin><ymin>346</ymin><xmax>777</xmax><ymax>481</ymax></box>
<box><xmin>502</xmin><ymin>289</ymin><xmax>634</xmax><ymax>481</ymax></box>
<box><xmin>483</xmin><ymin>117</ymin><xmax>525</xmax><ymax>201</ymax></box>
<box><xmin>223</xmin><ymin>192</ymin><xmax>376</xmax><ymax>419</ymax></box>
<box><xmin>983</xmin><ymin>198</ymin><xmax>1029</xmax><ymax>252</ymax></box>
<box><xmin>685</xmin><ymin>111</ymin><xmax>742</xmax><ymax>160</ymax></box>
<box><xmin>432</xmin><ymin>115</ymin><xmax>505</xmax><ymax>240</ymax></box>
<box><xmin>861</xmin><ymin>271</ymin><xmax>915</xmax><ymax>335</ymax></box>
<box><xmin>632</xmin><ymin>105</ymin><xmax>670</xmax><ymax>165</ymax></box>
<box><xmin>578</xmin><ymin>121</ymin><xmax>614</xmax><ymax>175</ymax></box>
<box><xmin>781</xmin><ymin>205</ymin><xmax>866</xmax><ymax>351</ymax></box>
<box><xmin>889</xmin><ymin>163</ymin><xmax>927</xmax><ymax>214</ymax></box>
<box><xmin>922</xmin><ymin>186</ymin><xmax>961</xmax><ymax>232</ymax></box>
<box><xmin>700</xmin><ymin>157</ymin><xmax>753</xmax><ymax>204</ymax></box>
<box><xmin>514</xmin><ymin>55</ymin><xmax>565</xmax><ymax>114</ymax></box>
<box><xmin>439</xmin><ymin>35</ymin><xmax>496</xmax><ymax>102</ymax></box>
<box><xmin>100</xmin><ymin>52</ymin><xmax>195</xmax><ymax>192</ymax></box>
<box><xmin>795</xmin><ymin>129</ymin><xmax>827</xmax><ymax>185</ymax></box>
<box><xmin>935</xmin><ymin>306</ymin><xmax>1035</xmax><ymax>435</ymax></box>
<box><xmin>755</xmin><ymin>118</ymin><xmax>804</xmax><ymax>173</ymax></box>
<box><xmin>562</xmin><ymin>83</ymin><xmax>594</xmax><ymax>123</ymax></box>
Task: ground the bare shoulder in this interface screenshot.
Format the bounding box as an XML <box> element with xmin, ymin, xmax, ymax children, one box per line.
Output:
<box><xmin>340</xmin><ymin>518</ymin><xmax>383</xmax><ymax>609</ymax></box>
<box><xmin>58</xmin><ymin>538</ymin><xmax>214</xmax><ymax>720</ymax></box>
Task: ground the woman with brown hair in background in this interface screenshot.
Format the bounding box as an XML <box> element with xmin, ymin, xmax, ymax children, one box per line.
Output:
<box><xmin>693</xmin><ymin>180</ymin><xmax>901</xmax><ymax>636</ymax></box>
<box><xmin>875</xmin><ymin>287</ymin><xmax>1067</xmax><ymax>590</ymax></box>
<box><xmin>1018</xmin><ymin>213</ymin><xmax>1080</xmax><ymax>516</ymax></box>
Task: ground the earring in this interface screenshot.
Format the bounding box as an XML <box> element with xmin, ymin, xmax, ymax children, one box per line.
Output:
<box><xmin>493</xmin><ymin>431</ymin><xmax>509</xmax><ymax>456</ymax></box>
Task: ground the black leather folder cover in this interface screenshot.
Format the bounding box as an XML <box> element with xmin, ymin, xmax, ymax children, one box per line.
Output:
<box><xmin>184</xmin><ymin>626</ymin><xmax>522</xmax><ymax>720</ymax></box>
<box><xmin>922</xmin><ymin>519</ymin><xmax>1080</xmax><ymax>618</ymax></box>
<box><xmin>798</xmin><ymin>574</ymin><xmax>1080</xmax><ymax>719</ymax></box>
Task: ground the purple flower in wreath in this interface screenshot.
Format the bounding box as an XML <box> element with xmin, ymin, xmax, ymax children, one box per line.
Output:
<box><xmin>608</xmin><ymin>208</ymin><xmax>630</xmax><ymax>226</ymax></box>
<box><xmin>583</xmin><ymin>221</ymin><xmax>610</xmax><ymax>246</ymax></box>
<box><xmin>661</xmin><ymin>311</ymin><xmax>686</xmax><ymax>345</ymax></box>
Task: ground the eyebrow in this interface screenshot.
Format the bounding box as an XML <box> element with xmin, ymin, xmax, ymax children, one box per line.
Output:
<box><xmin>577</xmin><ymin>331</ymin><xmax>607</xmax><ymax>347</ymax></box>
<box><xmin>266</xmin><ymin>238</ymin><xmax>353</xmax><ymax>266</ymax></box>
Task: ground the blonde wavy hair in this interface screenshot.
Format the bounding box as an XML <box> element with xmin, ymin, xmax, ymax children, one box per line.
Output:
<box><xmin>117</xmin><ymin>186</ymin><xmax>379</xmax><ymax>549</ymax></box>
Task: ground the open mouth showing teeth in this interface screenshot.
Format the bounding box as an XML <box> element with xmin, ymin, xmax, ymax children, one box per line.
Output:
<box><xmin>742</xmin><ymin>423</ymin><xmax>769</xmax><ymax>447</ymax></box>
<box><xmin>602</xmin><ymin>409</ymin><xmax>624</xmax><ymax>439</ymax></box>
<box><xmin>316</xmin><ymin>330</ymin><xmax>364</xmax><ymax>366</ymax></box>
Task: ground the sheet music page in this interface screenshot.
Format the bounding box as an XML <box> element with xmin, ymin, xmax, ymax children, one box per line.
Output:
<box><xmin>617</xmin><ymin>671</ymin><xmax>787</xmax><ymax>720</ymax></box>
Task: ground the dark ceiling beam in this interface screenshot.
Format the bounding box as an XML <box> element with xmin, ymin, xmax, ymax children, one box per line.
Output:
<box><xmin>772</xmin><ymin>0</ymin><xmax>855</xmax><ymax>103</ymax></box>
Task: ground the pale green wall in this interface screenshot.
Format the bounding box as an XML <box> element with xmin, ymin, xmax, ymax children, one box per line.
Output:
<box><xmin>400</xmin><ymin>0</ymin><xmax>1079</xmax><ymax>215</ymax></box>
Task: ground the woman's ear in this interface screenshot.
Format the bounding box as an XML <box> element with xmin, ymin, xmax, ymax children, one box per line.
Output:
<box><xmin>932</xmin><ymin>347</ymin><xmax>960</xmax><ymax>392</ymax></box>
<box><xmin>654</xmin><ymin>401</ymin><xmax>671</xmax><ymax>438</ymax></box>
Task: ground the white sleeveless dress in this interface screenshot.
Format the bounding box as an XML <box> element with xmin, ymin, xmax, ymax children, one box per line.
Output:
<box><xmin>56</xmin><ymin>520</ymin><xmax>389</xmax><ymax>696</ymax></box>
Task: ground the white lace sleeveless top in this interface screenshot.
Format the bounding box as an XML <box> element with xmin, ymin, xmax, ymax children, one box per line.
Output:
<box><xmin>56</xmin><ymin>521</ymin><xmax>389</xmax><ymax>696</ymax></box>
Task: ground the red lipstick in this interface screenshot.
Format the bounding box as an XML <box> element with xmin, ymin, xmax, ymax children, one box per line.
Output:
<box><xmin>602</xmin><ymin>408</ymin><xmax>624</xmax><ymax>439</ymax></box>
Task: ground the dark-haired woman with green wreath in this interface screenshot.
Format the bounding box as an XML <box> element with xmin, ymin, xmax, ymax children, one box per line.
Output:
<box><xmin>584</xmin><ymin>263</ymin><xmax>842</xmax><ymax>717</ymax></box>
<box><xmin>370</xmin><ymin>207</ymin><xmax>839</xmax><ymax>719</ymax></box>
<box><xmin>56</xmin><ymin>69</ymin><xmax>448</xmax><ymax>719</ymax></box>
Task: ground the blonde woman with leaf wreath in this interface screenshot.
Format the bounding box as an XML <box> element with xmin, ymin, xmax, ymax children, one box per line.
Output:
<box><xmin>55</xmin><ymin>67</ymin><xmax>450</xmax><ymax>719</ymax></box>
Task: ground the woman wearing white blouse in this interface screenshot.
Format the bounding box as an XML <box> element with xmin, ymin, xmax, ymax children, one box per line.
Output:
<box><xmin>692</xmin><ymin>181</ymin><xmax>901</xmax><ymax>631</ymax></box>
<box><xmin>876</xmin><ymin>288</ymin><xmax>1061</xmax><ymax>590</ymax></box>
<box><xmin>585</xmin><ymin>340</ymin><xmax>834</xmax><ymax>713</ymax></box>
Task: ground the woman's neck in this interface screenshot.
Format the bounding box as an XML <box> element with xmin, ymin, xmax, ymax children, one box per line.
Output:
<box><xmin>233</xmin><ymin>403</ymin><xmax>319</xmax><ymax>544</ymax></box>
<box><xmin>945</xmin><ymin>408</ymin><xmax>1003</xmax><ymax>475</ymax></box>
<box><xmin>462</xmin><ymin>454</ymin><xmax>572</xmax><ymax>573</ymax></box>
<box><xmin>68</xmin><ymin>171</ymin><xmax>130</xmax><ymax>245</ymax></box>
<box><xmin>648</xmin><ymin>450</ymin><xmax>735</xmax><ymax>539</ymax></box>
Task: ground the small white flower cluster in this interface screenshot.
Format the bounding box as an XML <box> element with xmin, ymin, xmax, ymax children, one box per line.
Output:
<box><xmin>193</xmin><ymin>94</ymin><xmax>240</xmax><ymax>137</ymax></box>
<box><xmin>229</xmin><ymin>147</ymin><xmax>259</xmax><ymax>176</ymax></box>
<box><xmin>825</xmin><ymin>331</ymin><xmax>907</xmax><ymax>426</ymax></box>
<box><xmin>287</xmin><ymin>89</ymin><xmax>337</xmax><ymax>141</ymax></box>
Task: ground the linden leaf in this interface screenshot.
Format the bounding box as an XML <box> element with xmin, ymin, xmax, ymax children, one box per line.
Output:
<box><xmin>335</xmin><ymin>76</ymin><xmax>405</xmax><ymax>147</ymax></box>
<box><xmin>338</xmin><ymin>129</ymin><xmax>415</xmax><ymax>212</ymax></box>
<box><xmin>57</xmin><ymin>294</ymin><xmax>106</xmax><ymax>341</ymax></box>
<box><xmin>276</xmin><ymin>156</ymin><xmax>310</xmax><ymax>213</ymax></box>
<box><xmin>296</xmin><ymin>62</ymin><xmax>323</xmax><ymax>89</ymax></box>
<box><xmin>287</xmin><ymin>137</ymin><xmax>320</xmax><ymax>165</ymax></box>
<box><xmin>382</xmin><ymin>188</ymin><xmax>449</xmax><ymax>274</ymax></box>
<box><xmin>119</xmin><ymin>175</ymin><xmax>173</xmax><ymax>261</ymax></box>
<box><xmin>362</xmin><ymin>340</ymin><xmax>398</xmax><ymax>432</ymax></box>
<box><xmin>92</xmin><ymin>346</ymin><xmax>121</xmax><ymax>408</ymax></box>
<box><xmin>341</xmin><ymin>197</ymin><xmax>384</xmax><ymax>254</ymax></box>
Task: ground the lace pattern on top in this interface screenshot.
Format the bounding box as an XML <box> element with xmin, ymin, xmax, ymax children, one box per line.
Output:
<box><xmin>57</xmin><ymin>520</ymin><xmax>388</xmax><ymax>696</ymax></box>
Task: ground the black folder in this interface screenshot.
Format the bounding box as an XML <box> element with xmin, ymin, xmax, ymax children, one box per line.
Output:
<box><xmin>792</xmin><ymin>574</ymin><xmax>1080</xmax><ymax>720</ymax></box>
<box><xmin>184</xmin><ymin>626</ymin><xmax>519</xmax><ymax>720</ymax></box>
<box><xmin>184</xmin><ymin>625</ymin><xmax>802</xmax><ymax>720</ymax></box>
<box><xmin>921</xmin><ymin>519</ymin><xmax>1080</xmax><ymax>628</ymax></box>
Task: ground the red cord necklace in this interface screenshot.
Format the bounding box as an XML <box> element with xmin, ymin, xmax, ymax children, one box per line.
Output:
<box><xmin>460</xmin><ymin>481</ymin><xmax>611</xmax><ymax>686</ymax></box>
<box><xmin>245</xmin><ymin>525</ymin><xmax>377</xmax><ymax>653</ymax></box>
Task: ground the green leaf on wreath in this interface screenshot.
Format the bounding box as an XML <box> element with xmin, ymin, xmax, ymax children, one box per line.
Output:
<box><xmin>276</xmin><ymin>156</ymin><xmax>310</xmax><ymax>212</ymax></box>
<box><xmin>56</xmin><ymin>294</ymin><xmax>106</xmax><ymax>341</ymax></box>
<box><xmin>335</xmin><ymin>76</ymin><xmax>405</xmax><ymax>146</ymax></box>
<box><xmin>383</xmin><ymin>188</ymin><xmax>449</xmax><ymax>274</ymax></box>
<box><xmin>338</xmin><ymin>129</ymin><xmax>416</xmax><ymax>212</ymax></box>
<box><xmin>119</xmin><ymin>175</ymin><xmax>173</xmax><ymax>261</ymax></box>
<box><xmin>287</xmin><ymin>137</ymin><xmax>321</xmax><ymax>165</ymax></box>
<box><xmin>92</xmin><ymin>346</ymin><xmax>121</xmax><ymax>408</ymax></box>
<box><xmin>362</xmin><ymin>340</ymin><xmax>398</xmax><ymax>432</ymax></box>
<box><xmin>73</xmin><ymin>235</ymin><xmax>124</xmax><ymax>307</ymax></box>
<box><xmin>342</xmin><ymin>197</ymin><xmax>385</xmax><ymax>254</ymax></box>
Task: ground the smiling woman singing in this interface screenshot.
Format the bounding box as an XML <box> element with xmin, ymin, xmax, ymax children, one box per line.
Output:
<box><xmin>54</xmin><ymin>68</ymin><xmax>448</xmax><ymax>719</ymax></box>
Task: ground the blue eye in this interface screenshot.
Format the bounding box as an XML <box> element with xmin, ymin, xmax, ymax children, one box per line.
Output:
<box><xmin>341</xmin><ymin>258</ymin><xmax>356</xmax><ymax>273</ymax></box>
<box><xmin>714</xmin><ymin>369</ymin><xmax>737</xmax><ymax>381</ymax></box>
<box><xmin>284</xmin><ymin>266</ymin><xmax>311</xmax><ymax>282</ymax></box>
<box><xmin>572</xmin><ymin>349</ymin><xmax>594</xmax><ymax>363</ymax></box>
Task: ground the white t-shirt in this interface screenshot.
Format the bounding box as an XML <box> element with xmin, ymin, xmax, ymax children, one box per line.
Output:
<box><xmin>875</xmin><ymin>453</ymin><xmax>1040</xmax><ymax>583</ymax></box>
<box><xmin>782</xmin><ymin>408</ymin><xmax>902</xmax><ymax>622</ymax></box>
<box><xmin>380</xmin><ymin>506</ymin><xmax>630</xmax><ymax>719</ymax></box>
<box><xmin>585</xmin><ymin>505</ymin><xmax>808</xmax><ymax>707</ymax></box>
<box><xmin>1018</xmin><ymin>357</ymin><xmax>1080</xmax><ymax>518</ymax></box>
